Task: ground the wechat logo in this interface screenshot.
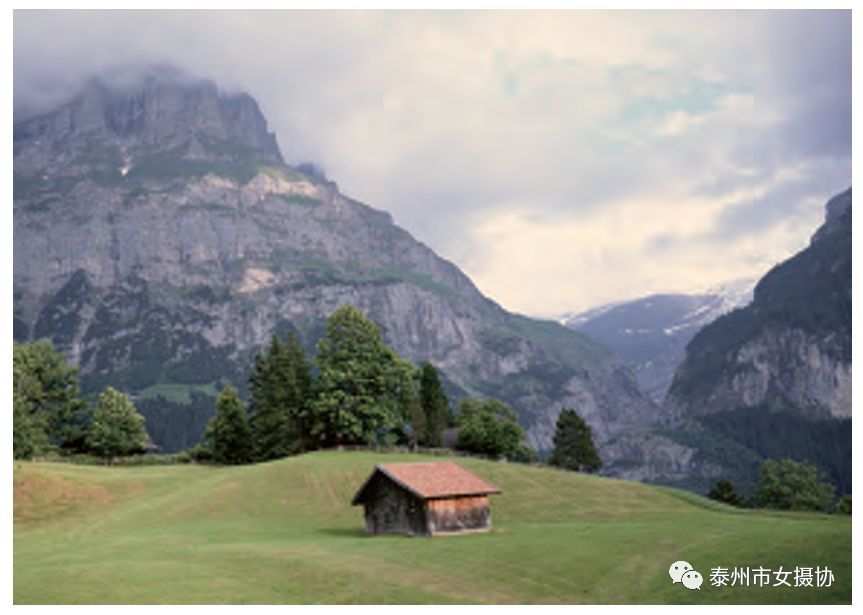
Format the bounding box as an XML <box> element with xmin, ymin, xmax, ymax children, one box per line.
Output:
<box><xmin>669</xmin><ymin>560</ymin><xmax>703</xmax><ymax>590</ymax></box>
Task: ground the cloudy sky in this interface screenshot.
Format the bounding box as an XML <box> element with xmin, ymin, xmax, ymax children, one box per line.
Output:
<box><xmin>13</xmin><ymin>10</ymin><xmax>852</xmax><ymax>317</ymax></box>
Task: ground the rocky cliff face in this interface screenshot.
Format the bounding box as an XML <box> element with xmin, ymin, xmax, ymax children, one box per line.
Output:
<box><xmin>605</xmin><ymin>189</ymin><xmax>852</xmax><ymax>495</ymax></box>
<box><xmin>667</xmin><ymin>188</ymin><xmax>851</xmax><ymax>420</ymax></box>
<box><xmin>678</xmin><ymin>326</ymin><xmax>852</xmax><ymax>419</ymax></box>
<box><xmin>13</xmin><ymin>68</ymin><xmax>657</xmax><ymax>453</ymax></box>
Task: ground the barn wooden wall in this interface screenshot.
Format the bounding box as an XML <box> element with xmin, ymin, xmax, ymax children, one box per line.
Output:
<box><xmin>362</xmin><ymin>475</ymin><xmax>428</xmax><ymax>536</ymax></box>
<box><xmin>426</xmin><ymin>495</ymin><xmax>491</xmax><ymax>534</ymax></box>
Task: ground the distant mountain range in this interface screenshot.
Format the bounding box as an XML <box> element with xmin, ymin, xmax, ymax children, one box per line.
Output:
<box><xmin>562</xmin><ymin>278</ymin><xmax>755</xmax><ymax>402</ymax></box>
<box><xmin>13</xmin><ymin>66</ymin><xmax>657</xmax><ymax>455</ymax></box>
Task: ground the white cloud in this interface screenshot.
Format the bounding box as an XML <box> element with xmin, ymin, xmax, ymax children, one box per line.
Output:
<box><xmin>14</xmin><ymin>10</ymin><xmax>851</xmax><ymax>316</ymax></box>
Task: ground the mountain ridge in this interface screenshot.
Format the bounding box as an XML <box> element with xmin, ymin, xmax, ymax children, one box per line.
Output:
<box><xmin>13</xmin><ymin>67</ymin><xmax>658</xmax><ymax>455</ymax></box>
<box><xmin>605</xmin><ymin>188</ymin><xmax>852</xmax><ymax>495</ymax></box>
<box><xmin>562</xmin><ymin>278</ymin><xmax>755</xmax><ymax>401</ymax></box>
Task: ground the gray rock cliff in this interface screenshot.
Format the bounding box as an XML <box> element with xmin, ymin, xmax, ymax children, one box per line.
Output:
<box><xmin>14</xmin><ymin>68</ymin><xmax>657</xmax><ymax>454</ymax></box>
<box><xmin>605</xmin><ymin>189</ymin><xmax>852</xmax><ymax>495</ymax></box>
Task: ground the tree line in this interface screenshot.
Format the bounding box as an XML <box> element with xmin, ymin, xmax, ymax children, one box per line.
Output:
<box><xmin>14</xmin><ymin>340</ymin><xmax>149</xmax><ymax>462</ymax></box>
<box><xmin>16</xmin><ymin>305</ymin><xmax>601</xmax><ymax>468</ymax></box>
<box><xmin>707</xmin><ymin>459</ymin><xmax>851</xmax><ymax>514</ymax></box>
<box><xmin>197</xmin><ymin>305</ymin><xmax>459</xmax><ymax>463</ymax></box>
<box><xmin>17</xmin><ymin>302</ymin><xmax>846</xmax><ymax>515</ymax></box>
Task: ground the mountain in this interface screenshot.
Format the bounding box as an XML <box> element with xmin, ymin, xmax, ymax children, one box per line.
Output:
<box><xmin>668</xmin><ymin>188</ymin><xmax>851</xmax><ymax>421</ymax></box>
<box><xmin>562</xmin><ymin>278</ymin><xmax>755</xmax><ymax>401</ymax></box>
<box><xmin>605</xmin><ymin>189</ymin><xmax>852</xmax><ymax>496</ymax></box>
<box><xmin>13</xmin><ymin>66</ymin><xmax>657</xmax><ymax>455</ymax></box>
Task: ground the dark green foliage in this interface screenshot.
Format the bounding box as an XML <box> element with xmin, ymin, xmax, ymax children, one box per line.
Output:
<box><xmin>184</xmin><ymin>443</ymin><xmax>215</xmax><ymax>463</ymax></box>
<box><xmin>833</xmin><ymin>495</ymin><xmax>851</xmax><ymax>515</ymax></box>
<box><xmin>286</xmin><ymin>332</ymin><xmax>313</xmax><ymax>404</ymax></box>
<box><xmin>647</xmin><ymin>409</ymin><xmax>850</xmax><ymax>499</ymax></box>
<box><xmin>204</xmin><ymin>385</ymin><xmax>253</xmax><ymax>464</ymax></box>
<box><xmin>13</xmin><ymin>394</ymin><xmax>49</xmax><ymax>459</ymax></box>
<box><xmin>548</xmin><ymin>408</ymin><xmax>602</xmax><ymax>473</ymax></box>
<box><xmin>14</xmin><ymin>346</ymin><xmax>50</xmax><ymax>459</ymax></box>
<box><xmin>165</xmin><ymin>345</ymin><xmax>241</xmax><ymax>385</ymax></box>
<box><xmin>136</xmin><ymin>392</ymin><xmax>217</xmax><ymax>454</ymax></box>
<box><xmin>699</xmin><ymin>406</ymin><xmax>851</xmax><ymax>496</ymax></box>
<box><xmin>707</xmin><ymin>479</ymin><xmax>746</xmax><ymax>507</ymax></box>
<box><xmin>456</xmin><ymin>397</ymin><xmax>537</xmax><ymax>462</ymax></box>
<box><xmin>87</xmin><ymin>387</ymin><xmax>149</xmax><ymax>461</ymax></box>
<box><xmin>308</xmin><ymin>306</ymin><xmax>413</xmax><ymax>447</ymax></box>
<box><xmin>417</xmin><ymin>363</ymin><xmax>451</xmax><ymax>447</ymax></box>
<box><xmin>13</xmin><ymin>340</ymin><xmax>88</xmax><ymax>455</ymax></box>
<box><xmin>754</xmin><ymin>458</ymin><xmax>835</xmax><ymax>512</ymax></box>
<box><xmin>248</xmin><ymin>332</ymin><xmax>310</xmax><ymax>460</ymax></box>
<box><xmin>404</xmin><ymin>379</ymin><xmax>427</xmax><ymax>448</ymax></box>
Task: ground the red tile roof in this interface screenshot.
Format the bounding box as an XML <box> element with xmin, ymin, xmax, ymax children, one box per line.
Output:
<box><xmin>352</xmin><ymin>461</ymin><xmax>502</xmax><ymax>504</ymax></box>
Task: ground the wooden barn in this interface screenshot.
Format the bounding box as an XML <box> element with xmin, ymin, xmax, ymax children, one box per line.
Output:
<box><xmin>351</xmin><ymin>461</ymin><xmax>502</xmax><ymax>536</ymax></box>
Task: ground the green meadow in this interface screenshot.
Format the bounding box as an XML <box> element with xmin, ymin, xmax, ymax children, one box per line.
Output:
<box><xmin>13</xmin><ymin>451</ymin><xmax>850</xmax><ymax>604</ymax></box>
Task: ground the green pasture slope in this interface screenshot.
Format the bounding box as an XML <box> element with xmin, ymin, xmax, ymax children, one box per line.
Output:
<box><xmin>14</xmin><ymin>451</ymin><xmax>850</xmax><ymax>604</ymax></box>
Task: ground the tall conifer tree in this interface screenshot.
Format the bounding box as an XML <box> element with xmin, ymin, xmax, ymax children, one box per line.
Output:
<box><xmin>548</xmin><ymin>408</ymin><xmax>602</xmax><ymax>473</ymax></box>
<box><xmin>248</xmin><ymin>332</ymin><xmax>309</xmax><ymax>460</ymax></box>
<box><xmin>204</xmin><ymin>385</ymin><xmax>253</xmax><ymax>464</ymax></box>
<box><xmin>418</xmin><ymin>362</ymin><xmax>451</xmax><ymax>447</ymax></box>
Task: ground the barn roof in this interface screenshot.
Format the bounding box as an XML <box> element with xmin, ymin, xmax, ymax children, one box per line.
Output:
<box><xmin>351</xmin><ymin>461</ymin><xmax>502</xmax><ymax>504</ymax></box>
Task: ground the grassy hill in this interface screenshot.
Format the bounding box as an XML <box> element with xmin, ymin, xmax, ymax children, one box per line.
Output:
<box><xmin>14</xmin><ymin>451</ymin><xmax>850</xmax><ymax>604</ymax></box>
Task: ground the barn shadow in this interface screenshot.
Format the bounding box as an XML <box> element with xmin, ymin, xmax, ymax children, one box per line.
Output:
<box><xmin>317</xmin><ymin>527</ymin><xmax>367</xmax><ymax>538</ymax></box>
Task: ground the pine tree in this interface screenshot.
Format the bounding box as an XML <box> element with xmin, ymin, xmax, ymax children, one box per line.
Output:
<box><xmin>406</xmin><ymin>381</ymin><xmax>427</xmax><ymax>448</ymax></box>
<box><xmin>308</xmin><ymin>306</ymin><xmax>411</xmax><ymax>447</ymax></box>
<box><xmin>87</xmin><ymin>387</ymin><xmax>149</xmax><ymax>462</ymax></box>
<box><xmin>204</xmin><ymin>385</ymin><xmax>253</xmax><ymax>464</ymax></box>
<box><xmin>418</xmin><ymin>362</ymin><xmax>451</xmax><ymax>447</ymax></box>
<box><xmin>548</xmin><ymin>408</ymin><xmax>602</xmax><ymax>473</ymax></box>
<box><xmin>286</xmin><ymin>332</ymin><xmax>312</xmax><ymax>403</ymax></box>
<box><xmin>248</xmin><ymin>333</ymin><xmax>309</xmax><ymax>461</ymax></box>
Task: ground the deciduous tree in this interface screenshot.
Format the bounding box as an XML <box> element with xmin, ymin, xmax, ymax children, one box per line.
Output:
<box><xmin>13</xmin><ymin>340</ymin><xmax>87</xmax><ymax>456</ymax></box>
<box><xmin>754</xmin><ymin>458</ymin><xmax>835</xmax><ymax>512</ymax></box>
<box><xmin>308</xmin><ymin>306</ymin><xmax>412</xmax><ymax>447</ymax></box>
<box><xmin>833</xmin><ymin>495</ymin><xmax>851</xmax><ymax>515</ymax></box>
<box><xmin>456</xmin><ymin>397</ymin><xmax>536</xmax><ymax>462</ymax></box>
<box><xmin>87</xmin><ymin>387</ymin><xmax>149</xmax><ymax>462</ymax></box>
